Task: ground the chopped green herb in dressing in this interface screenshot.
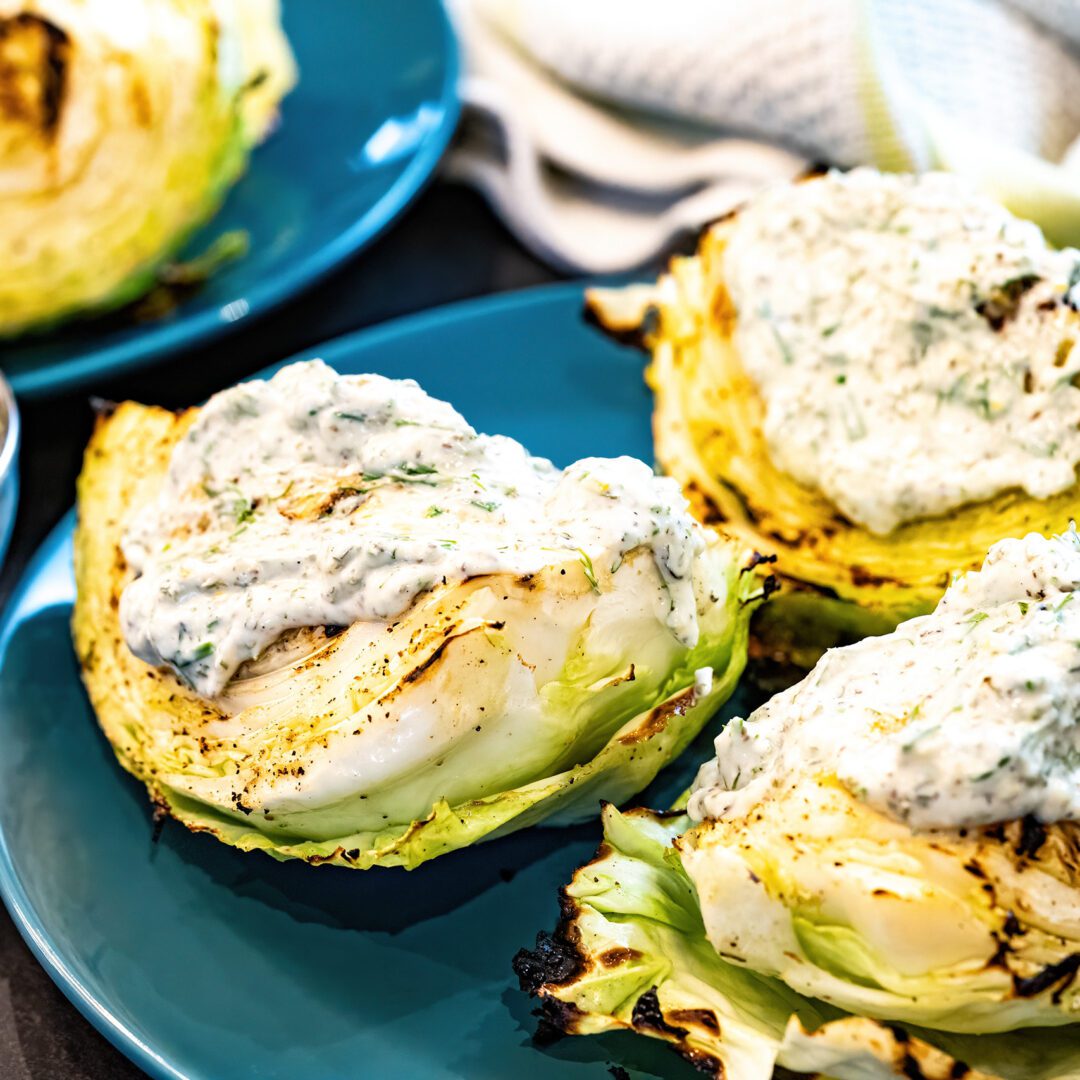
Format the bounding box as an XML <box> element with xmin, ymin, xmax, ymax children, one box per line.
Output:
<box><xmin>724</xmin><ymin>169</ymin><xmax>1080</xmax><ymax>535</ymax></box>
<box><xmin>121</xmin><ymin>361</ymin><xmax>704</xmax><ymax>696</ymax></box>
<box><xmin>689</xmin><ymin>528</ymin><xmax>1080</xmax><ymax>829</ymax></box>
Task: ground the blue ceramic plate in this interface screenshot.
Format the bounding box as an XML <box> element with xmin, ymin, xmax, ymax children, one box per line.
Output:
<box><xmin>2</xmin><ymin>0</ymin><xmax>459</xmax><ymax>399</ymax></box>
<box><xmin>0</xmin><ymin>285</ymin><xmax>731</xmax><ymax>1080</ymax></box>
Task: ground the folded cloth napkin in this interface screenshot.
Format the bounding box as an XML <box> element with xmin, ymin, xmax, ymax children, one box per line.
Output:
<box><xmin>446</xmin><ymin>0</ymin><xmax>1080</xmax><ymax>273</ymax></box>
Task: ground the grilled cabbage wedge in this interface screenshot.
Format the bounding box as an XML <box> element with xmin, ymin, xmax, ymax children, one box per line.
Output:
<box><xmin>0</xmin><ymin>0</ymin><xmax>295</xmax><ymax>335</ymax></box>
<box><xmin>518</xmin><ymin>529</ymin><xmax>1080</xmax><ymax>1078</ymax></box>
<box><xmin>516</xmin><ymin>803</ymin><xmax>1080</xmax><ymax>1080</ymax></box>
<box><xmin>73</xmin><ymin>399</ymin><xmax>771</xmax><ymax>870</ymax></box>
<box><xmin>586</xmin><ymin>211</ymin><xmax>1080</xmax><ymax>672</ymax></box>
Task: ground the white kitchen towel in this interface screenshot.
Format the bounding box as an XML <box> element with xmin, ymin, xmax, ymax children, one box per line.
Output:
<box><xmin>446</xmin><ymin>0</ymin><xmax>1080</xmax><ymax>273</ymax></box>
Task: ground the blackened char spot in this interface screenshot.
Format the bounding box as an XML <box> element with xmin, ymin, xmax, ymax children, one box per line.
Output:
<box><xmin>513</xmin><ymin>931</ymin><xmax>586</xmax><ymax>994</ymax></box>
<box><xmin>631</xmin><ymin>988</ymin><xmax>689</xmax><ymax>1038</ymax></box>
<box><xmin>739</xmin><ymin>553</ymin><xmax>780</xmax><ymax>602</ymax></box>
<box><xmin>682</xmin><ymin>1047</ymin><xmax>725</xmax><ymax>1077</ymax></box>
<box><xmin>986</xmin><ymin>935</ymin><xmax>1011</xmax><ymax>970</ymax></box>
<box><xmin>759</xmin><ymin>574</ymin><xmax>780</xmax><ymax>601</ymax></box>
<box><xmin>741</xmin><ymin>551</ymin><xmax>777</xmax><ymax>573</ymax></box>
<box><xmin>532</xmin><ymin>998</ymin><xmax>586</xmax><ymax>1045</ymax></box>
<box><xmin>1017</xmin><ymin>814</ymin><xmax>1047</xmax><ymax>859</ymax></box>
<box><xmin>901</xmin><ymin>1054</ymin><xmax>927</xmax><ymax>1080</ymax></box>
<box><xmin>881</xmin><ymin>1028</ymin><xmax>932</xmax><ymax>1080</ymax></box>
<box><xmin>608</xmin><ymin>1068</ymin><xmax>631</xmax><ymax>1080</ymax></box>
<box><xmin>1013</xmin><ymin>952</ymin><xmax>1080</xmax><ymax>999</ymax></box>
<box><xmin>669</xmin><ymin>1007</ymin><xmax>721</xmax><ymax>1033</ymax></box>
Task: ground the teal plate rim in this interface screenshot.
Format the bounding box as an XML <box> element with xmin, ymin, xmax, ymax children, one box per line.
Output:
<box><xmin>5</xmin><ymin>0</ymin><xmax>461</xmax><ymax>400</ymax></box>
<box><xmin>0</xmin><ymin>282</ymin><xmax>712</xmax><ymax>1080</ymax></box>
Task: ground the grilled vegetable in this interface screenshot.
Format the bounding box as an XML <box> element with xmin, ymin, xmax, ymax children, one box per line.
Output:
<box><xmin>73</xmin><ymin>365</ymin><xmax>771</xmax><ymax>870</ymax></box>
<box><xmin>518</xmin><ymin>529</ymin><xmax>1080</xmax><ymax>1078</ymax></box>
<box><xmin>517</xmin><ymin>805</ymin><xmax>1079</xmax><ymax>1080</ymax></box>
<box><xmin>0</xmin><ymin>0</ymin><xmax>294</xmax><ymax>335</ymax></box>
<box><xmin>586</xmin><ymin>170</ymin><xmax>1080</xmax><ymax>670</ymax></box>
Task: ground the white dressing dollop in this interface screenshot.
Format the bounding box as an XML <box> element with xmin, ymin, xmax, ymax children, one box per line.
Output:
<box><xmin>725</xmin><ymin>169</ymin><xmax>1080</xmax><ymax>535</ymax></box>
<box><xmin>689</xmin><ymin>528</ymin><xmax>1080</xmax><ymax>829</ymax></box>
<box><xmin>120</xmin><ymin>360</ymin><xmax>703</xmax><ymax>697</ymax></box>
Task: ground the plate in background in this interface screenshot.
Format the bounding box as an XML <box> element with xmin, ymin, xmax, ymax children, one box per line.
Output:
<box><xmin>0</xmin><ymin>285</ymin><xmax>728</xmax><ymax>1079</ymax></box>
<box><xmin>1</xmin><ymin>0</ymin><xmax>459</xmax><ymax>399</ymax></box>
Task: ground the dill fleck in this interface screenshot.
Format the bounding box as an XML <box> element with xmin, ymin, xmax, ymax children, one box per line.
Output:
<box><xmin>180</xmin><ymin>642</ymin><xmax>214</xmax><ymax>666</ymax></box>
<box><xmin>233</xmin><ymin>496</ymin><xmax>255</xmax><ymax>526</ymax></box>
<box><xmin>577</xmin><ymin>549</ymin><xmax>600</xmax><ymax>593</ymax></box>
<box><xmin>971</xmin><ymin>756</ymin><xmax>1011</xmax><ymax>782</ymax></box>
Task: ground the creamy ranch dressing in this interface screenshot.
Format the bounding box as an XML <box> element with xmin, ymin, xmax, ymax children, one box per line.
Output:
<box><xmin>121</xmin><ymin>360</ymin><xmax>703</xmax><ymax>697</ymax></box>
<box><xmin>724</xmin><ymin>169</ymin><xmax>1080</xmax><ymax>535</ymax></box>
<box><xmin>689</xmin><ymin>529</ymin><xmax>1080</xmax><ymax>830</ymax></box>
